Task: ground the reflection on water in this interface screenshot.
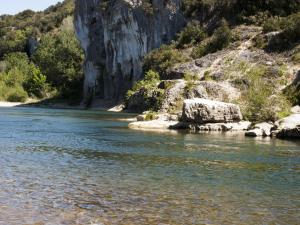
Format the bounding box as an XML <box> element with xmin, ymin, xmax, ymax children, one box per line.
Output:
<box><xmin>0</xmin><ymin>107</ymin><xmax>299</xmax><ymax>225</ymax></box>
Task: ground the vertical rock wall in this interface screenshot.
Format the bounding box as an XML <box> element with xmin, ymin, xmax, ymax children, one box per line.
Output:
<box><xmin>74</xmin><ymin>0</ymin><xmax>185</xmax><ymax>104</ymax></box>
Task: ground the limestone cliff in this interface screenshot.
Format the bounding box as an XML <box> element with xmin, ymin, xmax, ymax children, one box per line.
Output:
<box><xmin>74</xmin><ymin>0</ymin><xmax>185</xmax><ymax>104</ymax></box>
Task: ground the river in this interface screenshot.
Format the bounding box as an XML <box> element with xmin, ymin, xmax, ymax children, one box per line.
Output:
<box><xmin>0</xmin><ymin>107</ymin><xmax>299</xmax><ymax>225</ymax></box>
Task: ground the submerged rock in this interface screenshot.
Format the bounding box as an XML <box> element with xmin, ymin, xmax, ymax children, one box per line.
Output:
<box><xmin>181</xmin><ymin>98</ymin><xmax>243</xmax><ymax>123</ymax></box>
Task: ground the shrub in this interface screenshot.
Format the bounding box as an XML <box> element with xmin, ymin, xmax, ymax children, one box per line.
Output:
<box><xmin>6</xmin><ymin>86</ymin><xmax>28</xmax><ymax>102</ymax></box>
<box><xmin>284</xmin><ymin>84</ymin><xmax>300</xmax><ymax>106</ymax></box>
<box><xmin>253</xmin><ymin>34</ymin><xmax>268</xmax><ymax>49</ymax></box>
<box><xmin>263</xmin><ymin>17</ymin><xmax>282</xmax><ymax>33</ymax></box>
<box><xmin>267</xmin><ymin>12</ymin><xmax>300</xmax><ymax>51</ymax></box>
<box><xmin>24</xmin><ymin>64</ymin><xmax>48</xmax><ymax>98</ymax></box>
<box><xmin>143</xmin><ymin>45</ymin><xmax>188</xmax><ymax>79</ymax></box>
<box><xmin>292</xmin><ymin>52</ymin><xmax>300</xmax><ymax>63</ymax></box>
<box><xmin>176</xmin><ymin>22</ymin><xmax>207</xmax><ymax>48</ymax></box>
<box><xmin>238</xmin><ymin>65</ymin><xmax>291</xmax><ymax>122</ymax></box>
<box><xmin>145</xmin><ymin>111</ymin><xmax>159</xmax><ymax>121</ymax></box>
<box><xmin>33</xmin><ymin>30</ymin><xmax>84</xmax><ymax>100</ymax></box>
<box><xmin>126</xmin><ymin>70</ymin><xmax>165</xmax><ymax>112</ymax></box>
<box><xmin>192</xmin><ymin>19</ymin><xmax>232</xmax><ymax>58</ymax></box>
<box><xmin>184</xmin><ymin>72</ymin><xmax>198</xmax><ymax>90</ymax></box>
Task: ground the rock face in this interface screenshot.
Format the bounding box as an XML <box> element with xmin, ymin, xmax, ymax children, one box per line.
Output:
<box><xmin>181</xmin><ymin>98</ymin><xmax>243</xmax><ymax>123</ymax></box>
<box><xmin>74</xmin><ymin>0</ymin><xmax>185</xmax><ymax>104</ymax></box>
<box><xmin>276</xmin><ymin>114</ymin><xmax>300</xmax><ymax>139</ymax></box>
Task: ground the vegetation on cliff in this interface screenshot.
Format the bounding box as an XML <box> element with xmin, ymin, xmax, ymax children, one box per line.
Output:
<box><xmin>126</xmin><ymin>0</ymin><xmax>299</xmax><ymax>122</ymax></box>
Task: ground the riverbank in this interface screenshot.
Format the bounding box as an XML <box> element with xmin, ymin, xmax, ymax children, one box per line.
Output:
<box><xmin>0</xmin><ymin>101</ymin><xmax>25</xmax><ymax>107</ymax></box>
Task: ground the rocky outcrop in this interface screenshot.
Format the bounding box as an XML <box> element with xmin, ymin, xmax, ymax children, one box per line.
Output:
<box><xmin>74</xmin><ymin>0</ymin><xmax>185</xmax><ymax>104</ymax></box>
<box><xmin>181</xmin><ymin>98</ymin><xmax>243</xmax><ymax>123</ymax></box>
<box><xmin>171</xmin><ymin>121</ymin><xmax>251</xmax><ymax>131</ymax></box>
<box><xmin>276</xmin><ymin>114</ymin><xmax>300</xmax><ymax>139</ymax></box>
<box><xmin>129</xmin><ymin>120</ymin><xmax>178</xmax><ymax>130</ymax></box>
<box><xmin>245</xmin><ymin>122</ymin><xmax>274</xmax><ymax>137</ymax></box>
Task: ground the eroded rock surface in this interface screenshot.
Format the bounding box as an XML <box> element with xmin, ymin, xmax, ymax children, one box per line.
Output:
<box><xmin>181</xmin><ymin>98</ymin><xmax>243</xmax><ymax>123</ymax></box>
<box><xmin>245</xmin><ymin>122</ymin><xmax>274</xmax><ymax>137</ymax></box>
<box><xmin>75</xmin><ymin>0</ymin><xmax>185</xmax><ymax>104</ymax></box>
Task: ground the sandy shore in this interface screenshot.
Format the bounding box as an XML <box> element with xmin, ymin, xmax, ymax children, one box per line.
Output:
<box><xmin>0</xmin><ymin>101</ymin><xmax>25</xmax><ymax>107</ymax></box>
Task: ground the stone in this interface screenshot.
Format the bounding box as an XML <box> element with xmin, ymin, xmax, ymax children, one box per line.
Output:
<box><xmin>245</xmin><ymin>122</ymin><xmax>274</xmax><ymax>137</ymax></box>
<box><xmin>171</xmin><ymin>121</ymin><xmax>251</xmax><ymax>131</ymax></box>
<box><xmin>181</xmin><ymin>98</ymin><xmax>243</xmax><ymax>123</ymax></box>
<box><xmin>128</xmin><ymin>120</ymin><xmax>178</xmax><ymax>130</ymax></box>
<box><xmin>291</xmin><ymin>106</ymin><xmax>300</xmax><ymax>114</ymax></box>
<box><xmin>108</xmin><ymin>104</ymin><xmax>125</xmax><ymax>112</ymax></box>
<box><xmin>276</xmin><ymin>114</ymin><xmax>300</xmax><ymax>139</ymax></box>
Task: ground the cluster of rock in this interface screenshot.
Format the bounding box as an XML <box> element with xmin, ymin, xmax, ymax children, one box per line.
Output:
<box><xmin>246</xmin><ymin>114</ymin><xmax>300</xmax><ymax>139</ymax></box>
<box><xmin>129</xmin><ymin>98</ymin><xmax>300</xmax><ymax>139</ymax></box>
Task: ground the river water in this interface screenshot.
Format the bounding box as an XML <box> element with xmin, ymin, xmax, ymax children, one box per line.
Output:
<box><xmin>0</xmin><ymin>107</ymin><xmax>299</xmax><ymax>225</ymax></box>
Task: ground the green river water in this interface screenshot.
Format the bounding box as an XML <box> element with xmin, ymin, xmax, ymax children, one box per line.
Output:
<box><xmin>0</xmin><ymin>107</ymin><xmax>299</xmax><ymax>225</ymax></box>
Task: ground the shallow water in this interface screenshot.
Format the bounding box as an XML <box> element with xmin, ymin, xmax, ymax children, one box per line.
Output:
<box><xmin>0</xmin><ymin>107</ymin><xmax>299</xmax><ymax>225</ymax></box>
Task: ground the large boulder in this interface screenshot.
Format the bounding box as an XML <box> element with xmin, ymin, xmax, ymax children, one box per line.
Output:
<box><xmin>181</xmin><ymin>98</ymin><xmax>243</xmax><ymax>123</ymax></box>
<box><xmin>276</xmin><ymin>114</ymin><xmax>300</xmax><ymax>139</ymax></box>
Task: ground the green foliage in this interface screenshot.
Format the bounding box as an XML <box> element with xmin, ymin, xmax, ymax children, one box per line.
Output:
<box><xmin>0</xmin><ymin>0</ymin><xmax>74</xmax><ymax>58</ymax></box>
<box><xmin>182</xmin><ymin>0</ymin><xmax>300</xmax><ymax>24</ymax></box>
<box><xmin>192</xmin><ymin>19</ymin><xmax>232</xmax><ymax>58</ymax></box>
<box><xmin>23</xmin><ymin>65</ymin><xmax>48</xmax><ymax>98</ymax></box>
<box><xmin>6</xmin><ymin>86</ymin><xmax>28</xmax><ymax>102</ymax></box>
<box><xmin>176</xmin><ymin>22</ymin><xmax>207</xmax><ymax>48</ymax></box>
<box><xmin>284</xmin><ymin>84</ymin><xmax>300</xmax><ymax>106</ymax></box>
<box><xmin>0</xmin><ymin>52</ymin><xmax>48</xmax><ymax>102</ymax></box>
<box><xmin>253</xmin><ymin>35</ymin><xmax>268</xmax><ymax>49</ymax></box>
<box><xmin>143</xmin><ymin>45</ymin><xmax>188</xmax><ymax>79</ymax></box>
<box><xmin>292</xmin><ymin>51</ymin><xmax>300</xmax><ymax>63</ymax></box>
<box><xmin>263</xmin><ymin>17</ymin><xmax>282</xmax><ymax>33</ymax></box>
<box><xmin>267</xmin><ymin>12</ymin><xmax>300</xmax><ymax>51</ymax></box>
<box><xmin>238</xmin><ymin>65</ymin><xmax>291</xmax><ymax>122</ymax></box>
<box><xmin>127</xmin><ymin>70</ymin><xmax>160</xmax><ymax>99</ymax></box>
<box><xmin>126</xmin><ymin>70</ymin><xmax>164</xmax><ymax>112</ymax></box>
<box><xmin>33</xmin><ymin>30</ymin><xmax>84</xmax><ymax>100</ymax></box>
<box><xmin>184</xmin><ymin>72</ymin><xmax>198</xmax><ymax>90</ymax></box>
<box><xmin>145</xmin><ymin>111</ymin><xmax>159</xmax><ymax>121</ymax></box>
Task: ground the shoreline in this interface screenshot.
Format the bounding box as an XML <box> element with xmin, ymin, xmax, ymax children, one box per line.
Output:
<box><xmin>0</xmin><ymin>101</ymin><xmax>26</xmax><ymax>107</ymax></box>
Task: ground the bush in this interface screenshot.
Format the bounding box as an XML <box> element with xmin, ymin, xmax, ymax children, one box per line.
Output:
<box><xmin>143</xmin><ymin>45</ymin><xmax>188</xmax><ymax>79</ymax></box>
<box><xmin>292</xmin><ymin>51</ymin><xmax>300</xmax><ymax>63</ymax></box>
<box><xmin>145</xmin><ymin>111</ymin><xmax>159</xmax><ymax>121</ymax></box>
<box><xmin>24</xmin><ymin>64</ymin><xmax>48</xmax><ymax>98</ymax></box>
<box><xmin>263</xmin><ymin>17</ymin><xmax>282</xmax><ymax>33</ymax></box>
<box><xmin>0</xmin><ymin>52</ymin><xmax>49</xmax><ymax>101</ymax></box>
<box><xmin>126</xmin><ymin>70</ymin><xmax>165</xmax><ymax>112</ymax></box>
<box><xmin>284</xmin><ymin>84</ymin><xmax>300</xmax><ymax>106</ymax></box>
<box><xmin>238</xmin><ymin>66</ymin><xmax>291</xmax><ymax>122</ymax></box>
<box><xmin>267</xmin><ymin>12</ymin><xmax>300</xmax><ymax>51</ymax></box>
<box><xmin>33</xmin><ymin>30</ymin><xmax>84</xmax><ymax>100</ymax></box>
<box><xmin>6</xmin><ymin>86</ymin><xmax>28</xmax><ymax>102</ymax></box>
<box><xmin>176</xmin><ymin>22</ymin><xmax>207</xmax><ymax>48</ymax></box>
<box><xmin>127</xmin><ymin>70</ymin><xmax>160</xmax><ymax>99</ymax></box>
<box><xmin>192</xmin><ymin>19</ymin><xmax>232</xmax><ymax>58</ymax></box>
<box><xmin>184</xmin><ymin>72</ymin><xmax>198</xmax><ymax>90</ymax></box>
